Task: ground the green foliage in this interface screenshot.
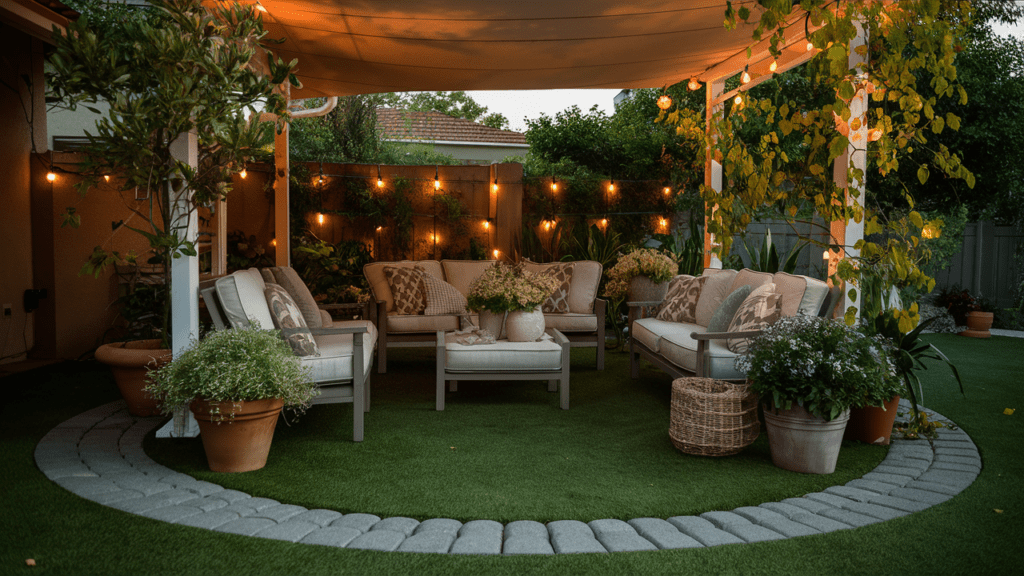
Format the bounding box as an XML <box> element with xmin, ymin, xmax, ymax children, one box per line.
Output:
<box><xmin>145</xmin><ymin>324</ymin><xmax>317</xmax><ymax>419</ymax></box>
<box><xmin>466</xmin><ymin>263</ymin><xmax>560</xmax><ymax>313</ymax></box>
<box><xmin>740</xmin><ymin>229</ymin><xmax>806</xmax><ymax>274</ymax></box>
<box><xmin>48</xmin><ymin>0</ymin><xmax>296</xmax><ymax>348</ymax></box>
<box><xmin>292</xmin><ymin>238</ymin><xmax>372</xmax><ymax>304</ymax></box>
<box><xmin>920</xmin><ymin>204</ymin><xmax>968</xmax><ymax>276</ymax></box>
<box><xmin>603</xmin><ymin>248</ymin><xmax>678</xmax><ymax>300</ymax></box>
<box><xmin>225</xmin><ymin>230</ymin><xmax>272</xmax><ymax>272</ymax></box>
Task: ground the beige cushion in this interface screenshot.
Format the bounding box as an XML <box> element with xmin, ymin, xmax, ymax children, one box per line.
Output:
<box><xmin>265</xmin><ymin>283</ymin><xmax>320</xmax><ymax>357</ymax></box>
<box><xmin>422</xmin><ymin>272</ymin><xmax>469</xmax><ymax>315</ymax></box>
<box><xmin>729</xmin><ymin>269</ymin><xmax>774</xmax><ymax>294</ymax></box>
<box><xmin>657</xmin><ymin>275</ymin><xmax>706</xmax><ymax>323</ymax></box>
<box><xmin>726</xmin><ymin>283</ymin><xmax>783</xmax><ymax>353</ymax></box>
<box><xmin>215</xmin><ymin>270</ymin><xmax>274</xmax><ymax>329</ymax></box>
<box><xmin>658</xmin><ymin>331</ymin><xmax>745</xmax><ymax>380</ymax></box>
<box><xmin>540</xmin><ymin>262</ymin><xmax>574</xmax><ymax>313</ymax></box>
<box><xmin>706</xmin><ymin>284</ymin><xmax>752</xmax><ymax>333</ymax></box>
<box><xmin>263</xmin><ymin>266</ymin><xmax>325</xmax><ymax>328</ymax></box>
<box><xmin>542</xmin><ymin>313</ymin><xmax>598</xmax><ymax>333</ymax></box>
<box><xmin>364</xmin><ymin>261</ymin><xmax>444</xmax><ymax>313</ymax></box>
<box><xmin>384</xmin><ymin>265</ymin><xmax>427</xmax><ymax>315</ymax></box>
<box><xmin>772</xmin><ymin>272</ymin><xmax>829</xmax><ymax>317</ymax></box>
<box><xmin>694</xmin><ymin>269</ymin><xmax>738</xmax><ymax>327</ymax></box>
<box><xmin>386</xmin><ymin>313</ymin><xmax>460</xmax><ymax>333</ymax></box>
<box><xmin>631</xmin><ymin>317</ymin><xmax>703</xmax><ymax>354</ymax></box>
<box><xmin>304</xmin><ymin>321</ymin><xmax>377</xmax><ymax>382</ymax></box>
<box><xmin>526</xmin><ymin>260</ymin><xmax>602</xmax><ymax>314</ymax></box>
<box><xmin>444</xmin><ymin>334</ymin><xmax>563</xmax><ymax>372</ymax></box>
<box><xmin>440</xmin><ymin>260</ymin><xmax>496</xmax><ymax>296</ymax></box>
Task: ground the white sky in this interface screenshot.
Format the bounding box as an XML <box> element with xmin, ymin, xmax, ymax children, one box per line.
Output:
<box><xmin>470</xmin><ymin>19</ymin><xmax>1024</xmax><ymax>135</ymax></box>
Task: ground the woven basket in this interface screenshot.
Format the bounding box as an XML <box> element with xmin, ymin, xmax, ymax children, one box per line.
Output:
<box><xmin>669</xmin><ymin>377</ymin><xmax>760</xmax><ymax>457</ymax></box>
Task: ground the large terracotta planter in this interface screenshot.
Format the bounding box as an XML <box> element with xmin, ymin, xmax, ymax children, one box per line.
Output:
<box><xmin>763</xmin><ymin>403</ymin><xmax>850</xmax><ymax>474</ymax></box>
<box><xmin>627</xmin><ymin>276</ymin><xmax>669</xmax><ymax>303</ymax></box>
<box><xmin>477</xmin><ymin>309</ymin><xmax>507</xmax><ymax>340</ymax></box>
<box><xmin>506</xmin><ymin>308</ymin><xmax>545</xmax><ymax>342</ymax></box>
<box><xmin>845</xmin><ymin>396</ymin><xmax>900</xmax><ymax>446</ymax></box>
<box><xmin>961</xmin><ymin>311</ymin><xmax>993</xmax><ymax>338</ymax></box>
<box><xmin>190</xmin><ymin>398</ymin><xmax>284</xmax><ymax>473</ymax></box>
<box><xmin>94</xmin><ymin>339</ymin><xmax>171</xmax><ymax>417</ymax></box>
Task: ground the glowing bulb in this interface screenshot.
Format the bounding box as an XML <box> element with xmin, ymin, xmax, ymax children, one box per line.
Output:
<box><xmin>376</xmin><ymin>226</ymin><xmax>383</xmax><ymax>232</ymax></box>
<box><xmin>806</xmin><ymin>41</ymin><xmax>814</xmax><ymax>52</ymax></box>
<box><xmin>377</xmin><ymin>177</ymin><xmax>383</xmax><ymax>188</ymax></box>
<box><xmin>483</xmin><ymin>220</ymin><xmax>490</xmax><ymax>230</ymax></box>
<box><xmin>431</xmin><ymin>233</ymin><xmax>440</xmax><ymax>243</ymax></box>
<box><xmin>104</xmin><ymin>175</ymin><xmax>111</xmax><ymax>182</ymax></box>
<box><xmin>734</xmin><ymin>95</ymin><xmax>743</xmax><ymax>105</ymax></box>
<box><xmin>551</xmin><ymin>181</ymin><xmax>558</xmax><ymax>191</ymax></box>
<box><xmin>46</xmin><ymin>171</ymin><xmax>56</xmax><ymax>182</ymax></box>
<box><xmin>769</xmin><ymin>60</ymin><xmax>778</xmax><ymax>72</ymax></box>
<box><xmin>600</xmin><ymin>218</ymin><xmax>608</xmax><ymax>227</ymax></box>
<box><xmin>663</xmin><ymin>187</ymin><xmax>671</xmax><ymax>195</ymax></box>
<box><xmin>543</xmin><ymin>221</ymin><xmax>551</xmax><ymax>231</ymax></box>
<box><xmin>271</xmin><ymin>238</ymin><xmax>277</xmax><ymax>247</ymax></box>
<box><xmin>656</xmin><ymin>95</ymin><xmax>672</xmax><ymax>110</ymax></box>
<box><xmin>823</xmin><ymin>252</ymin><xmax>830</xmax><ymax>261</ymax></box>
<box><xmin>492</xmin><ymin>178</ymin><xmax>498</xmax><ymax>193</ymax></box>
<box><xmin>434</xmin><ymin>177</ymin><xmax>440</xmax><ymax>190</ymax></box>
<box><xmin>240</xmin><ymin>169</ymin><xmax>248</xmax><ymax>179</ymax></box>
<box><xmin>660</xmin><ymin>218</ymin><xmax>667</xmax><ymax>227</ymax></box>
<box><xmin>608</xmin><ymin>181</ymin><xmax>615</xmax><ymax>192</ymax></box>
<box><xmin>687</xmin><ymin>78</ymin><xmax>700</xmax><ymax>91</ymax></box>
<box><xmin>492</xmin><ymin>249</ymin><xmax>500</xmax><ymax>258</ymax></box>
<box><xmin>317</xmin><ymin>213</ymin><xmax>325</xmax><ymax>225</ymax></box>
<box><xmin>741</xmin><ymin>70</ymin><xmax>751</xmax><ymax>83</ymax></box>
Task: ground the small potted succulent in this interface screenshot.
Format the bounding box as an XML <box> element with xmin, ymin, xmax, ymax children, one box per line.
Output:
<box><xmin>737</xmin><ymin>315</ymin><xmax>893</xmax><ymax>473</ymax></box>
<box><xmin>604</xmin><ymin>248</ymin><xmax>678</xmax><ymax>302</ymax></box>
<box><xmin>466</xmin><ymin>262</ymin><xmax>560</xmax><ymax>341</ymax></box>
<box><xmin>146</xmin><ymin>325</ymin><xmax>318</xmax><ymax>473</ymax></box>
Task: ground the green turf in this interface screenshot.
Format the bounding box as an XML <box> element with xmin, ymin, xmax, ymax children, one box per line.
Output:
<box><xmin>145</xmin><ymin>347</ymin><xmax>886</xmax><ymax>523</ymax></box>
<box><xmin>1</xmin><ymin>334</ymin><xmax>1020</xmax><ymax>575</ymax></box>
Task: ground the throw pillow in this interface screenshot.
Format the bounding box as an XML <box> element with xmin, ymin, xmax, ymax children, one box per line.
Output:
<box><xmin>265</xmin><ymin>283</ymin><xmax>320</xmax><ymax>357</ymax></box>
<box><xmin>694</xmin><ymin>269</ymin><xmax>739</xmax><ymax>326</ymax></box>
<box><xmin>706</xmin><ymin>285</ymin><xmax>752</xmax><ymax>333</ymax></box>
<box><xmin>540</xmin><ymin>262</ymin><xmax>574</xmax><ymax>313</ymax></box>
<box><xmin>422</xmin><ymin>271</ymin><xmax>469</xmax><ymax>315</ymax></box>
<box><xmin>383</xmin><ymin>265</ymin><xmax>426</xmax><ymax>315</ymax></box>
<box><xmin>727</xmin><ymin>283</ymin><xmax>783</xmax><ymax>353</ymax></box>
<box><xmin>656</xmin><ymin>275</ymin><xmax>707</xmax><ymax>323</ymax></box>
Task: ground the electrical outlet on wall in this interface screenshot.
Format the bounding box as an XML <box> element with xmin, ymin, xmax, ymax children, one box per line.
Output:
<box><xmin>2</xmin><ymin>304</ymin><xmax>11</xmax><ymax>317</ymax></box>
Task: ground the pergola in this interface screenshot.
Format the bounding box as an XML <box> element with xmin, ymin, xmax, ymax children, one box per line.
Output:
<box><xmin>164</xmin><ymin>1</ymin><xmax>868</xmax><ymax>433</ymax></box>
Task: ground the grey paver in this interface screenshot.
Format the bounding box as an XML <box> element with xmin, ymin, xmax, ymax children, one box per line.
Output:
<box><xmin>888</xmin><ymin>487</ymin><xmax>953</xmax><ymax>505</ymax></box>
<box><xmin>816</xmin><ymin>508</ymin><xmax>882</xmax><ymax>527</ymax></box>
<box><xmin>845</xmin><ymin>479</ymin><xmax>896</xmax><ymax>495</ymax></box>
<box><xmin>505</xmin><ymin>520</ymin><xmax>547</xmax><ymax>540</ymax></box>
<box><xmin>824</xmin><ymin>486</ymin><xmax>884</xmax><ymax>503</ymax></box>
<box><xmin>54</xmin><ymin>476</ymin><xmax>121</xmax><ymax>496</ymax></box>
<box><xmin>547</xmin><ymin>520</ymin><xmax>607</xmax><ymax>554</ymax></box>
<box><xmin>175</xmin><ymin>510</ymin><xmax>241</xmax><ymax>530</ymax></box>
<box><xmin>142</xmin><ymin>505</ymin><xmax>204</xmax><ymax>523</ymax></box>
<box><xmin>415</xmin><ymin>518</ymin><xmax>463</xmax><ymax>534</ymax></box>
<box><xmin>722</xmin><ymin>523</ymin><xmax>786</xmax><ymax>543</ymax></box>
<box><xmin>700</xmin><ymin>511</ymin><xmax>751</xmax><ymax>529</ymax></box>
<box><xmin>90</xmin><ymin>489</ymin><xmax>145</xmax><ymax>505</ymax></box>
<box><xmin>450</xmin><ymin>535</ymin><xmax>502</xmax><ymax>555</ymax></box>
<box><xmin>43</xmin><ymin>466</ymin><xmax>98</xmax><ymax>480</ymax></box>
<box><xmin>502</xmin><ymin>536</ymin><xmax>555</xmax><ymax>555</ymax></box>
<box><xmin>221</xmin><ymin>498</ymin><xmax>283</xmax><ymax>517</ymax></box>
<box><xmin>179</xmin><ymin>496</ymin><xmax>230</xmax><ymax>512</ymax></box>
<box><xmin>216</xmin><ymin>517</ymin><xmax>278</xmax><ymax>536</ymax></box>
<box><xmin>934</xmin><ymin>447</ymin><xmax>980</xmax><ymax>458</ymax></box>
<box><xmin>109</xmin><ymin>476</ymin><xmax>173</xmax><ymax>496</ymax></box>
<box><xmin>628</xmin><ymin>518</ymin><xmax>703</xmax><ymax>550</ymax></box>
<box><xmin>290</xmin><ymin>509</ymin><xmax>343</xmax><ymax>527</ymax></box>
<box><xmin>668</xmin><ymin>516</ymin><xmax>744</xmax><ymax>547</ymax></box>
<box><xmin>806</xmin><ymin>493</ymin><xmax>908</xmax><ymax>521</ymax></box>
<box><xmin>459</xmin><ymin>519</ymin><xmax>503</xmax><ymax>537</ymax></box>
<box><xmin>371</xmin><ymin>516</ymin><xmax>419</xmax><ymax>536</ymax></box>
<box><xmin>108</xmin><ymin>488</ymin><xmax>199</xmax><ymax>514</ymax></box>
<box><xmin>588</xmin><ymin>519</ymin><xmax>658</xmax><ymax>552</ymax></box>
<box><xmin>933</xmin><ymin>454</ymin><xmax>982</xmax><ymax>467</ymax></box>
<box><xmin>861</xmin><ymin>472</ymin><xmax>913</xmax><ymax>487</ymax></box>
<box><xmin>299</xmin><ymin>526</ymin><xmax>362</xmax><ymax>547</ymax></box>
<box><xmin>872</xmin><ymin>464</ymin><xmax>925</xmax><ymax>478</ymax></box>
<box><xmin>347</xmin><ymin>530</ymin><xmax>407</xmax><ymax>552</ymax></box>
<box><xmin>732</xmin><ymin>507</ymin><xmax>820</xmax><ymax>538</ymax></box>
<box><xmin>211</xmin><ymin>489</ymin><xmax>251</xmax><ymax>504</ymax></box>
<box><xmin>932</xmin><ymin>461</ymin><xmax>982</xmax><ymax>473</ymax></box>
<box><xmin>905</xmin><ymin>480</ymin><xmax>964</xmax><ymax>496</ymax></box>
<box><xmin>916</xmin><ymin>469</ymin><xmax>978</xmax><ymax>489</ymax></box>
<box><xmin>866</xmin><ymin>494</ymin><xmax>932</xmax><ymax>513</ymax></box>
<box><xmin>397</xmin><ymin>532</ymin><xmax>455</xmax><ymax>553</ymax></box>
<box><xmin>253</xmin><ymin>504</ymin><xmax>306</xmax><ymax>523</ymax></box>
<box><xmin>331</xmin><ymin>513</ymin><xmax>381</xmax><ymax>533</ymax></box>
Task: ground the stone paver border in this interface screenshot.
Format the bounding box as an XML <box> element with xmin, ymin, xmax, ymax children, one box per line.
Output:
<box><xmin>34</xmin><ymin>400</ymin><xmax>980</xmax><ymax>555</ymax></box>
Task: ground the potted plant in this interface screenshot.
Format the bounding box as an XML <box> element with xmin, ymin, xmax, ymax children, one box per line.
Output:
<box><xmin>145</xmin><ymin>326</ymin><xmax>318</xmax><ymax>472</ymax></box>
<box><xmin>47</xmin><ymin>0</ymin><xmax>297</xmax><ymax>407</ymax></box>
<box><xmin>963</xmin><ymin>296</ymin><xmax>997</xmax><ymax>338</ymax></box>
<box><xmin>843</xmin><ymin>335</ymin><xmax>906</xmax><ymax>446</ymax></box>
<box><xmin>466</xmin><ymin>262</ymin><xmax>560</xmax><ymax>341</ymax></box>
<box><xmin>737</xmin><ymin>315</ymin><xmax>892</xmax><ymax>474</ymax></box>
<box><xmin>603</xmin><ymin>247</ymin><xmax>677</xmax><ymax>303</ymax></box>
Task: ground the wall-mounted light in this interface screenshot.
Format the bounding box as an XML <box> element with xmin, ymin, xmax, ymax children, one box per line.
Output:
<box><xmin>656</xmin><ymin>94</ymin><xmax>673</xmax><ymax>110</ymax></box>
<box><xmin>376</xmin><ymin>165</ymin><xmax>383</xmax><ymax>188</ymax></box>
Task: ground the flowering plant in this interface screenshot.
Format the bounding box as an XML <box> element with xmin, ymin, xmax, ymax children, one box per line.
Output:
<box><xmin>737</xmin><ymin>315</ymin><xmax>899</xmax><ymax>422</ymax></box>
<box><xmin>603</xmin><ymin>248</ymin><xmax>678</xmax><ymax>300</ymax></box>
<box><xmin>466</xmin><ymin>262</ymin><xmax>560</xmax><ymax>313</ymax></box>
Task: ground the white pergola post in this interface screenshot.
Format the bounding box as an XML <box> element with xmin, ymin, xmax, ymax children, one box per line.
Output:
<box><xmin>704</xmin><ymin>77</ymin><xmax>725</xmax><ymax>269</ymax></box>
<box><xmin>830</xmin><ymin>21</ymin><xmax>868</xmax><ymax>318</ymax></box>
<box><xmin>157</xmin><ymin>130</ymin><xmax>201</xmax><ymax>438</ymax></box>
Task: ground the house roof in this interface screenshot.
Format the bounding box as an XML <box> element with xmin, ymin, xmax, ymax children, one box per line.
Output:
<box><xmin>377</xmin><ymin>108</ymin><xmax>527</xmax><ymax>147</ymax></box>
<box><xmin>1</xmin><ymin>0</ymin><xmax>76</xmax><ymax>43</ymax></box>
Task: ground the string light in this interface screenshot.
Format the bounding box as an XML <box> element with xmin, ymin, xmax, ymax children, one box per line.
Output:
<box><xmin>104</xmin><ymin>175</ymin><xmax>111</xmax><ymax>182</ymax></box>
<box><xmin>741</xmin><ymin>67</ymin><xmax>751</xmax><ymax>84</ymax></box>
<box><xmin>656</xmin><ymin>94</ymin><xmax>673</xmax><ymax>110</ymax></box>
<box><xmin>807</xmin><ymin>40</ymin><xmax>814</xmax><ymax>51</ymax></box>
<box><xmin>482</xmin><ymin>219</ymin><xmax>490</xmax><ymax>230</ymax></box>
<box><xmin>317</xmin><ymin>213</ymin><xmax>325</xmax><ymax>225</ymax></box>
<box><xmin>600</xmin><ymin>218</ymin><xmax>608</xmax><ymax>227</ymax></box>
<box><xmin>608</xmin><ymin>180</ymin><xmax>615</xmax><ymax>193</ymax></box>
<box><xmin>239</xmin><ymin>169</ymin><xmax>247</xmax><ymax>179</ymax></box>
<box><xmin>271</xmin><ymin>238</ymin><xmax>277</xmax><ymax>247</ymax></box>
<box><xmin>663</xmin><ymin>187</ymin><xmax>671</xmax><ymax>195</ymax></box>
<box><xmin>551</xmin><ymin>176</ymin><xmax>558</xmax><ymax>191</ymax></box>
<box><xmin>543</xmin><ymin>220</ymin><xmax>551</xmax><ymax>231</ymax></box>
<box><xmin>376</xmin><ymin>226</ymin><xmax>383</xmax><ymax>232</ymax></box>
<box><xmin>687</xmin><ymin>78</ymin><xmax>700</xmax><ymax>91</ymax></box>
<box><xmin>434</xmin><ymin>165</ymin><xmax>440</xmax><ymax>190</ymax></box>
<box><xmin>376</xmin><ymin>165</ymin><xmax>383</xmax><ymax>188</ymax></box>
<box><xmin>734</xmin><ymin>94</ymin><xmax>743</xmax><ymax>105</ymax></box>
<box><xmin>660</xmin><ymin>218</ymin><xmax>668</xmax><ymax>228</ymax></box>
<box><xmin>492</xmin><ymin>249</ymin><xmax>500</xmax><ymax>259</ymax></box>
<box><xmin>46</xmin><ymin>171</ymin><xmax>56</xmax><ymax>182</ymax></box>
<box><xmin>492</xmin><ymin>177</ymin><xmax>498</xmax><ymax>193</ymax></box>
<box><xmin>769</xmin><ymin>60</ymin><xmax>778</xmax><ymax>72</ymax></box>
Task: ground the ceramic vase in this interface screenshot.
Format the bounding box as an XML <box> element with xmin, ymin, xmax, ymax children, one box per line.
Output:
<box><xmin>961</xmin><ymin>311</ymin><xmax>993</xmax><ymax>338</ymax></box>
<box><xmin>477</xmin><ymin>309</ymin><xmax>507</xmax><ymax>340</ymax></box>
<box><xmin>505</xmin><ymin>307</ymin><xmax>546</xmax><ymax>342</ymax></box>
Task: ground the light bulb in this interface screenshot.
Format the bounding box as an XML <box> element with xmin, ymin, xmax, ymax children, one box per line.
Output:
<box><xmin>741</xmin><ymin>70</ymin><xmax>751</xmax><ymax>83</ymax></box>
<box><xmin>608</xmin><ymin>181</ymin><xmax>615</xmax><ymax>192</ymax></box>
<box><xmin>492</xmin><ymin>249</ymin><xmax>500</xmax><ymax>258</ymax></box>
<box><xmin>46</xmin><ymin>171</ymin><xmax>56</xmax><ymax>182</ymax></box>
<box><xmin>543</xmin><ymin>221</ymin><xmax>551</xmax><ymax>231</ymax></box>
<box><xmin>483</xmin><ymin>220</ymin><xmax>490</xmax><ymax>230</ymax></box>
<box><xmin>734</xmin><ymin>95</ymin><xmax>743</xmax><ymax>105</ymax></box>
<box><xmin>806</xmin><ymin>41</ymin><xmax>814</xmax><ymax>52</ymax></box>
<box><xmin>434</xmin><ymin>177</ymin><xmax>440</xmax><ymax>190</ymax></box>
<box><xmin>376</xmin><ymin>226</ymin><xmax>382</xmax><ymax>232</ymax></box>
<box><xmin>660</xmin><ymin>218</ymin><xmax>667</xmax><ymax>227</ymax></box>
<box><xmin>492</xmin><ymin>179</ymin><xmax>498</xmax><ymax>193</ymax></box>
<box><xmin>769</xmin><ymin>60</ymin><xmax>778</xmax><ymax>72</ymax></box>
<box><xmin>663</xmin><ymin>187</ymin><xmax>671</xmax><ymax>195</ymax></box>
<box><xmin>551</xmin><ymin>181</ymin><xmax>558</xmax><ymax>191</ymax></box>
<box><xmin>600</xmin><ymin>218</ymin><xmax>608</xmax><ymax>226</ymax></box>
<box><xmin>377</xmin><ymin>177</ymin><xmax>383</xmax><ymax>188</ymax></box>
<box><xmin>271</xmin><ymin>238</ymin><xmax>277</xmax><ymax>247</ymax></box>
<box><xmin>104</xmin><ymin>175</ymin><xmax>111</xmax><ymax>182</ymax></box>
<box><xmin>317</xmin><ymin>213</ymin><xmax>325</xmax><ymax>224</ymax></box>
<box><xmin>688</xmin><ymin>78</ymin><xmax>700</xmax><ymax>91</ymax></box>
<box><xmin>656</xmin><ymin>95</ymin><xmax>672</xmax><ymax>110</ymax></box>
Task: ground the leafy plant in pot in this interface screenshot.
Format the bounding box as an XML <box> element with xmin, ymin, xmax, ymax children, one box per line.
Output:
<box><xmin>466</xmin><ymin>262</ymin><xmax>560</xmax><ymax>341</ymax></box>
<box><xmin>47</xmin><ymin>0</ymin><xmax>297</xmax><ymax>412</ymax></box>
<box><xmin>737</xmin><ymin>315</ymin><xmax>894</xmax><ymax>474</ymax></box>
<box><xmin>603</xmin><ymin>247</ymin><xmax>677</xmax><ymax>303</ymax></box>
<box><xmin>145</xmin><ymin>325</ymin><xmax>318</xmax><ymax>472</ymax></box>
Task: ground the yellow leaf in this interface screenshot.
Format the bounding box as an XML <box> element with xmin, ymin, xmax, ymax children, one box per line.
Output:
<box><xmin>1004</xmin><ymin>408</ymin><xmax>1016</xmax><ymax>416</ymax></box>
<box><xmin>994</xmin><ymin>509</ymin><xmax>1004</xmax><ymax>514</ymax></box>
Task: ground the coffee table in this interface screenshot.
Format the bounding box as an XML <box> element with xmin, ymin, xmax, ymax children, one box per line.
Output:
<box><xmin>434</xmin><ymin>328</ymin><xmax>570</xmax><ymax>411</ymax></box>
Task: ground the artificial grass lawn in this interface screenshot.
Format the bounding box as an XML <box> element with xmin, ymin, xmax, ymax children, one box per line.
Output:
<box><xmin>146</xmin><ymin>347</ymin><xmax>886</xmax><ymax>523</ymax></box>
<box><xmin>1</xmin><ymin>334</ymin><xmax>1020</xmax><ymax>575</ymax></box>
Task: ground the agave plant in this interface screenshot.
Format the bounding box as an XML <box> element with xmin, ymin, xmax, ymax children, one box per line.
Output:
<box><xmin>741</xmin><ymin>228</ymin><xmax>806</xmax><ymax>274</ymax></box>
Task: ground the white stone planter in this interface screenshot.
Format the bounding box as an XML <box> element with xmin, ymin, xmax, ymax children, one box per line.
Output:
<box><xmin>477</xmin><ymin>309</ymin><xmax>506</xmax><ymax>340</ymax></box>
<box><xmin>627</xmin><ymin>275</ymin><xmax>669</xmax><ymax>302</ymax></box>
<box><xmin>763</xmin><ymin>402</ymin><xmax>850</xmax><ymax>474</ymax></box>
<box><xmin>505</xmin><ymin>308</ymin><xmax>545</xmax><ymax>342</ymax></box>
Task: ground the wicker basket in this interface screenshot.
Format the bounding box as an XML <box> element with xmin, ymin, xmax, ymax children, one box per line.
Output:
<box><xmin>669</xmin><ymin>377</ymin><xmax>760</xmax><ymax>457</ymax></box>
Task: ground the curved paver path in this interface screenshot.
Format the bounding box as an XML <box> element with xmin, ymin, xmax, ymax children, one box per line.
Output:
<box><xmin>35</xmin><ymin>400</ymin><xmax>981</xmax><ymax>555</ymax></box>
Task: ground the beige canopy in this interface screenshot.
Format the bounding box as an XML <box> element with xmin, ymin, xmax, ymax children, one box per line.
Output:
<box><xmin>245</xmin><ymin>0</ymin><xmax>816</xmax><ymax>98</ymax></box>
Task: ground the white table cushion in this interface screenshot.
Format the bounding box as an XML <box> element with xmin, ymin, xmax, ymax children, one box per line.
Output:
<box><xmin>444</xmin><ymin>334</ymin><xmax>563</xmax><ymax>372</ymax></box>
<box><xmin>304</xmin><ymin>321</ymin><xmax>378</xmax><ymax>381</ymax></box>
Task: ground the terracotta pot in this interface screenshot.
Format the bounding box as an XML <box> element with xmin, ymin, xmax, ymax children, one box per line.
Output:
<box><xmin>627</xmin><ymin>276</ymin><xmax>669</xmax><ymax>303</ymax></box>
<box><xmin>506</xmin><ymin>308</ymin><xmax>546</xmax><ymax>342</ymax></box>
<box><xmin>763</xmin><ymin>402</ymin><xmax>849</xmax><ymax>474</ymax></box>
<box><xmin>845</xmin><ymin>396</ymin><xmax>900</xmax><ymax>446</ymax></box>
<box><xmin>961</xmin><ymin>311</ymin><xmax>993</xmax><ymax>338</ymax></box>
<box><xmin>477</xmin><ymin>309</ymin><xmax>507</xmax><ymax>340</ymax></box>
<box><xmin>94</xmin><ymin>339</ymin><xmax>171</xmax><ymax>417</ymax></box>
<box><xmin>190</xmin><ymin>398</ymin><xmax>284</xmax><ymax>473</ymax></box>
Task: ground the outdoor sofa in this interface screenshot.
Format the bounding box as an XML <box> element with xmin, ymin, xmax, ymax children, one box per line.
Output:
<box><xmin>629</xmin><ymin>268</ymin><xmax>842</xmax><ymax>382</ymax></box>
<box><xmin>364</xmin><ymin>259</ymin><xmax>606</xmax><ymax>373</ymax></box>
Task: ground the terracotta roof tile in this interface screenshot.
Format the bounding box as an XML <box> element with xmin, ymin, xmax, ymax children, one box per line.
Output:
<box><xmin>377</xmin><ymin>108</ymin><xmax>526</xmax><ymax>146</ymax></box>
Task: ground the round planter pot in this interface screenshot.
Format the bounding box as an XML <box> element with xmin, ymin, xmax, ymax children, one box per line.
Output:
<box><xmin>506</xmin><ymin>308</ymin><xmax>546</xmax><ymax>342</ymax></box>
<box><xmin>844</xmin><ymin>396</ymin><xmax>900</xmax><ymax>446</ymax></box>
<box><xmin>477</xmin><ymin>309</ymin><xmax>507</xmax><ymax>340</ymax></box>
<box><xmin>627</xmin><ymin>276</ymin><xmax>669</xmax><ymax>303</ymax></box>
<box><xmin>961</xmin><ymin>311</ymin><xmax>993</xmax><ymax>338</ymax></box>
<box><xmin>190</xmin><ymin>398</ymin><xmax>284</xmax><ymax>473</ymax></box>
<box><xmin>94</xmin><ymin>339</ymin><xmax>171</xmax><ymax>417</ymax></box>
<box><xmin>763</xmin><ymin>403</ymin><xmax>850</xmax><ymax>474</ymax></box>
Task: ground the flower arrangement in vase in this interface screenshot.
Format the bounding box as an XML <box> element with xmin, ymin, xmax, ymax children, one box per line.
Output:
<box><xmin>466</xmin><ymin>262</ymin><xmax>560</xmax><ymax>341</ymax></box>
<box><xmin>603</xmin><ymin>248</ymin><xmax>677</xmax><ymax>301</ymax></box>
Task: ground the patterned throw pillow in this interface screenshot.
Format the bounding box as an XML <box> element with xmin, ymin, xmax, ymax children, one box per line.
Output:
<box><xmin>727</xmin><ymin>283</ymin><xmax>783</xmax><ymax>353</ymax></box>
<box><xmin>384</xmin><ymin>265</ymin><xmax>426</xmax><ymax>315</ymax></box>
<box><xmin>423</xmin><ymin>272</ymin><xmax>469</xmax><ymax>315</ymax></box>
<box><xmin>265</xmin><ymin>283</ymin><xmax>320</xmax><ymax>357</ymax></box>
<box><xmin>539</xmin><ymin>263</ymin><xmax>574</xmax><ymax>313</ymax></box>
<box><xmin>656</xmin><ymin>275</ymin><xmax>706</xmax><ymax>323</ymax></box>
